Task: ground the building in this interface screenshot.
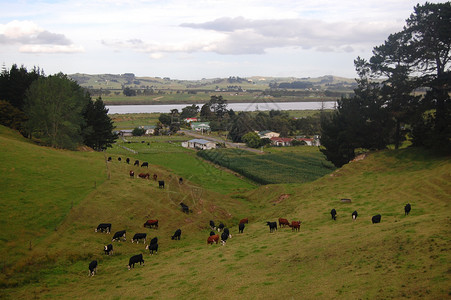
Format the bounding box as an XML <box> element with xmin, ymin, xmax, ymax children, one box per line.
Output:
<box><xmin>182</xmin><ymin>139</ymin><xmax>216</xmax><ymax>150</ymax></box>
<box><xmin>270</xmin><ymin>137</ymin><xmax>293</xmax><ymax>146</ymax></box>
<box><xmin>257</xmin><ymin>131</ymin><xmax>280</xmax><ymax>139</ymax></box>
<box><xmin>184</xmin><ymin>118</ymin><xmax>198</xmax><ymax>123</ymax></box>
<box><xmin>141</xmin><ymin>125</ymin><xmax>156</xmax><ymax>135</ymax></box>
<box><xmin>190</xmin><ymin>122</ymin><xmax>210</xmax><ymax>133</ymax></box>
<box><xmin>117</xmin><ymin>129</ymin><xmax>133</xmax><ymax>137</ymax></box>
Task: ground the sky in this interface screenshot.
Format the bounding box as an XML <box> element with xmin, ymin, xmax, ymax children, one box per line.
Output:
<box><xmin>0</xmin><ymin>0</ymin><xmax>441</xmax><ymax>80</ymax></box>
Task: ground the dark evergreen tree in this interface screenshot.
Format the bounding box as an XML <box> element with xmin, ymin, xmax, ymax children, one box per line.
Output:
<box><xmin>82</xmin><ymin>97</ymin><xmax>117</xmax><ymax>150</ymax></box>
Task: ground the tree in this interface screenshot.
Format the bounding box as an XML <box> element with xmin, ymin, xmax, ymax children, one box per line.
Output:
<box><xmin>123</xmin><ymin>87</ymin><xmax>136</xmax><ymax>96</ymax></box>
<box><xmin>158</xmin><ymin>113</ymin><xmax>172</xmax><ymax>126</ymax></box>
<box><xmin>132</xmin><ymin>127</ymin><xmax>145</xmax><ymax>136</ymax></box>
<box><xmin>242</xmin><ymin>132</ymin><xmax>261</xmax><ymax>148</ymax></box>
<box><xmin>180</xmin><ymin>104</ymin><xmax>199</xmax><ymax>119</ymax></box>
<box><xmin>0</xmin><ymin>100</ymin><xmax>28</xmax><ymax>131</ymax></box>
<box><xmin>82</xmin><ymin>97</ymin><xmax>117</xmax><ymax>150</ymax></box>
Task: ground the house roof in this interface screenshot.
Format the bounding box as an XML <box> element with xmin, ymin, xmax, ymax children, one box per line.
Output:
<box><xmin>270</xmin><ymin>137</ymin><xmax>293</xmax><ymax>142</ymax></box>
<box><xmin>188</xmin><ymin>139</ymin><xmax>214</xmax><ymax>145</ymax></box>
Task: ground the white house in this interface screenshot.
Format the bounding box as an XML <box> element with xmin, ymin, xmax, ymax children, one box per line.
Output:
<box><xmin>141</xmin><ymin>125</ymin><xmax>156</xmax><ymax>135</ymax></box>
<box><xmin>182</xmin><ymin>139</ymin><xmax>216</xmax><ymax>150</ymax></box>
<box><xmin>190</xmin><ymin>122</ymin><xmax>211</xmax><ymax>133</ymax></box>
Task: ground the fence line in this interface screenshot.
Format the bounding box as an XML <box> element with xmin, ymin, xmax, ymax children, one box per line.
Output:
<box><xmin>118</xmin><ymin>144</ymin><xmax>138</xmax><ymax>154</ymax></box>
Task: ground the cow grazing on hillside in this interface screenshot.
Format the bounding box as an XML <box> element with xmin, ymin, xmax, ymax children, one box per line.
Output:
<box><xmin>218</xmin><ymin>223</ymin><xmax>225</xmax><ymax>232</ymax></box>
<box><xmin>104</xmin><ymin>244</ymin><xmax>113</xmax><ymax>255</ymax></box>
<box><xmin>107</xmin><ymin>157</ymin><xmax>112</xmax><ymax>161</ymax></box>
<box><xmin>95</xmin><ymin>223</ymin><xmax>111</xmax><ymax>233</ymax></box>
<box><xmin>223</xmin><ymin>228</ymin><xmax>232</xmax><ymax>239</ymax></box>
<box><xmin>131</xmin><ymin>233</ymin><xmax>147</xmax><ymax>244</ymax></box>
<box><xmin>404</xmin><ymin>203</ymin><xmax>411</xmax><ymax>216</ymax></box>
<box><xmin>141</xmin><ymin>162</ymin><xmax>148</xmax><ymax>168</ymax></box>
<box><xmin>209</xmin><ymin>220</ymin><xmax>216</xmax><ymax>230</ymax></box>
<box><xmin>129</xmin><ymin>170</ymin><xmax>134</xmax><ymax>178</ymax></box>
<box><xmin>112</xmin><ymin>230</ymin><xmax>126</xmax><ymax>242</ymax></box>
<box><xmin>146</xmin><ymin>238</ymin><xmax>158</xmax><ymax>255</ymax></box>
<box><xmin>239</xmin><ymin>218</ymin><xmax>248</xmax><ymax>224</ymax></box>
<box><xmin>118</xmin><ymin>157</ymin><xmax>121</xmax><ymax>162</ymax></box>
<box><xmin>88</xmin><ymin>260</ymin><xmax>97</xmax><ymax>276</ymax></box>
<box><xmin>221</xmin><ymin>231</ymin><xmax>229</xmax><ymax>246</ymax></box>
<box><xmin>239</xmin><ymin>223</ymin><xmax>245</xmax><ymax>233</ymax></box>
<box><xmin>171</xmin><ymin>229</ymin><xmax>182</xmax><ymax>240</ymax></box>
<box><xmin>143</xmin><ymin>219</ymin><xmax>159</xmax><ymax>229</ymax></box>
<box><xmin>128</xmin><ymin>254</ymin><xmax>144</xmax><ymax>269</ymax></box>
<box><xmin>139</xmin><ymin>173</ymin><xmax>150</xmax><ymax>179</ymax></box>
<box><xmin>278</xmin><ymin>218</ymin><xmax>290</xmax><ymax>228</ymax></box>
<box><xmin>126</xmin><ymin>158</ymin><xmax>130</xmax><ymax>164</ymax></box>
<box><xmin>180</xmin><ymin>203</ymin><xmax>191</xmax><ymax>214</ymax></box>
<box><xmin>266</xmin><ymin>222</ymin><xmax>277</xmax><ymax>233</ymax></box>
<box><xmin>331</xmin><ymin>209</ymin><xmax>337</xmax><ymax>221</ymax></box>
<box><xmin>158</xmin><ymin>180</ymin><xmax>165</xmax><ymax>189</ymax></box>
<box><xmin>179</xmin><ymin>177</ymin><xmax>183</xmax><ymax>184</ymax></box>
<box><xmin>372</xmin><ymin>214</ymin><xmax>382</xmax><ymax>224</ymax></box>
<box><xmin>352</xmin><ymin>210</ymin><xmax>358</xmax><ymax>220</ymax></box>
<box><xmin>153</xmin><ymin>174</ymin><xmax>158</xmax><ymax>181</ymax></box>
<box><xmin>134</xmin><ymin>160</ymin><xmax>139</xmax><ymax>166</ymax></box>
<box><xmin>290</xmin><ymin>221</ymin><xmax>301</xmax><ymax>232</ymax></box>
<box><xmin>207</xmin><ymin>234</ymin><xmax>219</xmax><ymax>245</ymax></box>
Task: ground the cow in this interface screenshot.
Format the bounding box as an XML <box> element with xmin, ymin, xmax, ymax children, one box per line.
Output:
<box><xmin>112</xmin><ymin>230</ymin><xmax>126</xmax><ymax>242</ymax></box>
<box><xmin>129</xmin><ymin>170</ymin><xmax>134</xmax><ymax>178</ymax></box>
<box><xmin>146</xmin><ymin>237</ymin><xmax>158</xmax><ymax>255</ymax></box>
<box><xmin>139</xmin><ymin>173</ymin><xmax>150</xmax><ymax>179</ymax></box>
<box><xmin>153</xmin><ymin>174</ymin><xmax>158</xmax><ymax>181</ymax></box>
<box><xmin>223</xmin><ymin>227</ymin><xmax>232</xmax><ymax>239</ymax></box>
<box><xmin>239</xmin><ymin>218</ymin><xmax>248</xmax><ymax>224</ymax></box>
<box><xmin>266</xmin><ymin>221</ymin><xmax>277</xmax><ymax>233</ymax></box>
<box><xmin>207</xmin><ymin>234</ymin><xmax>219</xmax><ymax>245</ymax></box>
<box><xmin>179</xmin><ymin>177</ymin><xmax>183</xmax><ymax>184</ymax></box>
<box><xmin>126</xmin><ymin>158</ymin><xmax>130</xmax><ymax>164</ymax></box>
<box><xmin>134</xmin><ymin>160</ymin><xmax>139</xmax><ymax>166</ymax></box>
<box><xmin>149</xmin><ymin>237</ymin><xmax>158</xmax><ymax>245</ymax></box>
<box><xmin>104</xmin><ymin>244</ymin><xmax>113</xmax><ymax>255</ymax></box>
<box><xmin>331</xmin><ymin>209</ymin><xmax>337</xmax><ymax>221</ymax></box>
<box><xmin>128</xmin><ymin>254</ymin><xmax>144</xmax><ymax>269</ymax></box>
<box><xmin>404</xmin><ymin>203</ymin><xmax>411</xmax><ymax>216</ymax></box>
<box><xmin>131</xmin><ymin>233</ymin><xmax>147</xmax><ymax>244</ymax></box>
<box><xmin>209</xmin><ymin>231</ymin><xmax>216</xmax><ymax>236</ymax></box>
<box><xmin>88</xmin><ymin>260</ymin><xmax>97</xmax><ymax>276</ymax></box>
<box><xmin>107</xmin><ymin>157</ymin><xmax>112</xmax><ymax>161</ymax></box>
<box><xmin>118</xmin><ymin>157</ymin><xmax>121</xmax><ymax>162</ymax></box>
<box><xmin>372</xmin><ymin>214</ymin><xmax>381</xmax><ymax>224</ymax></box>
<box><xmin>239</xmin><ymin>223</ymin><xmax>245</xmax><ymax>233</ymax></box>
<box><xmin>290</xmin><ymin>221</ymin><xmax>301</xmax><ymax>232</ymax></box>
<box><xmin>352</xmin><ymin>210</ymin><xmax>358</xmax><ymax>220</ymax></box>
<box><xmin>209</xmin><ymin>220</ymin><xmax>216</xmax><ymax>230</ymax></box>
<box><xmin>278</xmin><ymin>218</ymin><xmax>290</xmax><ymax>228</ymax></box>
<box><xmin>221</xmin><ymin>231</ymin><xmax>229</xmax><ymax>246</ymax></box>
<box><xmin>141</xmin><ymin>162</ymin><xmax>148</xmax><ymax>168</ymax></box>
<box><xmin>95</xmin><ymin>223</ymin><xmax>111</xmax><ymax>233</ymax></box>
<box><xmin>143</xmin><ymin>219</ymin><xmax>159</xmax><ymax>229</ymax></box>
<box><xmin>218</xmin><ymin>223</ymin><xmax>225</xmax><ymax>232</ymax></box>
<box><xmin>158</xmin><ymin>180</ymin><xmax>165</xmax><ymax>189</ymax></box>
<box><xmin>171</xmin><ymin>229</ymin><xmax>182</xmax><ymax>240</ymax></box>
<box><xmin>180</xmin><ymin>203</ymin><xmax>191</xmax><ymax>214</ymax></box>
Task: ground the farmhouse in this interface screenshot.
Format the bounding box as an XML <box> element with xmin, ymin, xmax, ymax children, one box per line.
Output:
<box><xmin>270</xmin><ymin>137</ymin><xmax>293</xmax><ymax>146</ymax></box>
<box><xmin>190</xmin><ymin>122</ymin><xmax>210</xmax><ymax>133</ymax></box>
<box><xmin>141</xmin><ymin>125</ymin><xmax>156</xmax><ymax>135</ymax></box>
<box><xmin>257</xmin><ymin>131</ymin><xmax>280</xmax><ymax>139</ymax></box>
<box><xmin>117</xmin><ymin>129</ymin><xmax>133</xmax><ymax>137</ymax></box>
<box><xmin>182</xmin><ymin>139</ymin><xmax>216</xmax><ymax>150</ymax></box>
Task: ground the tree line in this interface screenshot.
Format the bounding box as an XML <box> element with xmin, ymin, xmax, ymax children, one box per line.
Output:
<box><xmin>0</xmin><ymin>65</ymin><xmax>117</xmax><ymax>150</ymax></box>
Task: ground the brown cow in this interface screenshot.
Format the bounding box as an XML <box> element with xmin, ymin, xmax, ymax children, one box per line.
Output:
<box><xmin>278</xmin><ymin>218</ymin><xmax>290</xmax><ymax>228</ymax></box>
<box><xmin>239</xmin><ymin>218</ymin><xmax>248</xmax><ymax>224</ymax></box>
<box><xmin>138</xmin><ymin>173</ymin><xmax>150</xmax><ymax>179</ymax></box>
<box><xmin>153</xmin><ymin>174</ymin><xmax>158</xmax><ymax>181</ymax></box>
<box><xmin>290</xmin><ymin>221</ymin><xmax>301</xmax><ymax>232</ymax></box>
<box><xmin>143</xmin><ymin>219</ymin><xmax>158</xmax><ymax>229</ymax></box>
<box><xmin>129</xmin><ymin>170</ymin><xmax>134</xmax><ymax>178</ymax></box>
<box><xmin>207</xmin><ymin>234</ymin><xmax>219</xmax><ymax>245</ymax></box>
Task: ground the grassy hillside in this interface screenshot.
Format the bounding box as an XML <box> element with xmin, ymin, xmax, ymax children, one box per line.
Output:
<box><xmin>1</xmin><ymin>127</ymin><xmax>450</xmax><ymax>299</ymax></box>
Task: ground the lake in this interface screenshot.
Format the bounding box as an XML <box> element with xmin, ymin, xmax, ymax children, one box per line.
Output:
<box><xmin>106</xmin><ymin>101</ymin><xmax>336</xmax><ymax>114</ymax></box>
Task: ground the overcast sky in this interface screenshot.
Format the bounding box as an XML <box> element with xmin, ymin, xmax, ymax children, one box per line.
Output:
<box><xmin>0</xmin><ymin>0</ymin><xmax>438</xmax><ymax>80</ymax></box>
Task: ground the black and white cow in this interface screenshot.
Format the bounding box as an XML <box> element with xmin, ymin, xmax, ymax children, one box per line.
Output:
<box><xmin>96</xmin><ymin>223</ymin><xmax>111</xmax><ymax>233</ymax></box>
<box><xmin>134</xmin><ymin>160</ymin><xmax>139</xmax><ymax>166</ymax></box>
<box><xmin>266</xmin><ymin>221</ymin><xmax>277</xmax><ymax>233</ymax></box>
<box><xmin>223</xmin><ymin>227</ymin><xmax>232</xmax><ymax>239</ymax></box>
<box><xmin>352</xmin><ymin>210</ymin><xmax>358</xmax><ymax>221</ymax></box>
<box><xmin>131</xmin><ymin>233</ymin><xmax>147</xmax><ymax>244</ymax></box>
<box><xmin>112</xmin><ymin>230</ymin><xmax>126</xmax><ymax>242</ymax></box>
<box><xmin>218</xmin><ymin>223</ymin><xmax>225</xmax><ymax>232</ymax></box>
<box><xmin>104</xmin><ymin>244</ymin><xmax>113</xmax><ymax>255</ymax></box>
<box><xmin>239</xmin><ymin>223</ymin><xmax>245</xmax><ymax>233</ymax></box>
<box><xmin>331</xmin><ymin>209</ymin><xmax>337</xmax><ymax>220</ymax></box>
<box><xmin>89</xmin><ymin>260</ymin><xmax>97</xmax><ymax>276</ymax></box>
<box><xmin>372</xmin><ymin>214</ymin><xmax>382</xmax><ymax>224</ymax></box>
<box><xmin>221</xmin><ymin>231</ymin><xmax>229</xmax><ymax>246</ymax></box>
<box><xmin>404</xmin><ymin>203</ymin><xmax>411</xmax><ymax>216</ymax></box>
<box><xmin>171</xmin><ymin>229</ymin><xmax>182</xmax><ymax>240</ymax></box>
<box><xmin>146</xmin><ymin>238</ymin><xmax>158</xmax><ymax>255</ymax></box>
<box><xmin>209</xmin><ymin>220</ymin><xmax>216</xmax><ymax>231</ymax></box>
<box><xmin>128</xmin><ymin>254</ymin><xmax>144</xmax><ymax>269</ymax></box>
<box><xmin>141</xmin><ymin>162</ymin><xmax>148</xmax><ymax>168</ymax></box>
<box><xmin>158</xmin><ymin>181</ymin><xmax>165</xmax><ymax>189</ymax></box>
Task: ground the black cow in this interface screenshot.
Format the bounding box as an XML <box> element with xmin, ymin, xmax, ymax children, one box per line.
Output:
<box><xmin>179</xmin><ymin>177</ymin><xmax>183</xmax><ymax>184</ymax></box>
<box><xmin>126</xmin><ymin>158</ymin><xmax>130</xmax><ymax>164</ymax></box>
<box><xmin>404</xmin><ymin>203</ymin><xmax>411</xmax><ymax>216</ymax></box>
<box><xmin>352</xmin><ymin>210</ymin><xmax>358</xmax><ymax>221</ymax></box>
<box><xmin>221</xmin><ymin>231</ymin><xmax>229</xmax><ymax>246</ymax></box>
<box><xmin>266</xmin><ymin>221</ymin><xmax>277</xmax><ymax>233</ymax></box>
<box><xmin>171</xmin><ymin>229</ymin><xmax>182</xmax><ymax>240</ymax></box>
<box><xmin>158</xmin><ymin>181</ymin><xmax>165</xmax><ymax>189</ymax></box>
<box><xmin>89</xmin><ymin>260</ymin><xmax>97</xmax><ymax>276</ymax></box>
<box><xmin>118</xmin><ymin>157</ymin><xmax>121</xmax><ymax>162</ymax></box>
<box><xmin>96</xmin><ymin>223</ymin><xmax>111</xmax><ymax>233</ymax></box>
<box><xmin>107</xmin><ymin>157</ymin><xmax>112</xmax><ymax>161</ymax></box>
<box><xmin>128</xmin><ymin>254</ymin><xmax>144</xmax><ymax>269</ymax></box>
<box><xmin>239</xmin><ymin>223</ymin><xmax>245</xmax><ymax>233</ymax></box>
<box><xmin>146</xmin><ymin>239</ymin><xmax>158</xmax><ymax>255</ymax></box>
<box><xmin>141</xmin><ymin>162</ymin><xmax>148</xmax><ymax>168</ymax></box>
<box><xmin>209</xmin><ymin>220</ymin><xmax>216</xmax><ymax>230</ymax></box>
<box><xmin>104</xmin><ymin>244</ymin><xmax>113</xmax><ymax>255</ymax></box>
<box><xmin>180</xmin><ymin>203</ymin><xmax>191</xmax><ymax>214</ymax></box>
<box><xmin>223</xmin><ymin>227</ymin><xmax>231</xmax><ymax>239</ymax></box>
<box><xmin>218</xmin><ymin>223</ymin><xmax>224</xmax><ymax>232</ymax></box>
<box><xmin>372</xmin><ymin>214</ymin><xmax>382</xmax><ymax>224</ymax></box>
<box><xmin>112</xmin><ymin>230</ymin><xmax>126</xmax><ymax>242</ymax></box>
<box><xmin>209</xmin><ymin>231</ymin><xmax>216</xmax><ymax>236</ymax></box>
<box><xmin>331</xmin><ymin>209</ymin><xmax>337</xmax><ymax>221</ymax></box>
<box><xmin>149</xmin><ymin>237</ymin><xmax>158</xmax><ymax>245</ymax></box>
<box><xmin>131</xmin><ymin>233</ymin><xmax>147</xmax><ymax>244</ymax></box>
<box><xmin>134</xmin><ymin>160</ymin><xmax>139</xmax><ymax>166</ymax></box>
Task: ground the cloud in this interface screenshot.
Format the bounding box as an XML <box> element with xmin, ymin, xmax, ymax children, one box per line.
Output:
<box><xmin>0</xmin><ymin>20</ymin><xmax>83</xmax><ymax>53</ymax></box>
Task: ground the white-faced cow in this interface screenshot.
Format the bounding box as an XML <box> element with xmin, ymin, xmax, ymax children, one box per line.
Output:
<box><xmin>352</xmin><ymin>210</ymin><xmax>358</xmax><ymax>220</ymax></box>
<box><xmin>331</xmin><ymin>209</ymin><xmax>337</xmax><ymax>221</ymax></box>
<box><xmin>104</xmin><ymin>244</ymin><xmax>113</xmax><ymax>255</ymax></box>
<box><xmin>112</xmin><ymin>230</ymin><xmax>126</xmax><ymax>242</ymax></box>
<box><xmin>223</xmin><ymin>227</ymin><xmax>232</xmax><ymax>239</ymax></box>
<box><xmin>372</xmin><ymin>214</ymin><xmax>382</xmax><ymax>224</ymax></box>
<box><xmin>171</xmin><ymin>229</ymin><xmax>182</xmax><ymax>240</ymax></box>
<box><xmin>218</xmin><ymin>223</ymin><xmax>225</xmax><ymax>232</ymax></box>
<box><xmin>128</xmin><ymin>254</ymin><xmax>144</xmax><ymax>269</ymax></box>
<box><xmin>221</xmin><ymin>231</ymin><xmax>229</xmax><ymax>246</ymax></box>
<box><xmin>131</xmin><ymin>233</ymin><xmax>147</xmax><ymax>244</ymax></box>
<box><xmin>89</xmin><ymin>260</ymin><xmax>97</xmax><ymax>276</ymax></box>
<box><xmin>209</xmin><ymin>220</ymin><xmax>216</xmax><ymax>231</ymax></box>
<box><xmin>146</xmin><ymin>237</ymin><xmax>158</xmax><ymax>255</ymax></box>
<box><xmin>404</xmin><ymin>203</ymin><xmax>411</xmax><ymax>216</ymax></box>
<box><xmin>129</xmin><ymin>170</ymin><xmax>134</xmax><ymax>178</ymax></box>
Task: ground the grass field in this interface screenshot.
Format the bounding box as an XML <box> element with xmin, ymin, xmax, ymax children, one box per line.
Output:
<box><xmin>1</xmin><ymin>125</ymin><xmax>450</xmax><ymax>299</ymax></box>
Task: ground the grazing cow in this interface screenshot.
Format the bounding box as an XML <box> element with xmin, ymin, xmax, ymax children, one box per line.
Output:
<box><xmin>221</xmin><ymin>231</ymin><xmax>229</xmax><ymax>246</ymax></box>
<box><xmin>290</xmin><ymin>221</ymin><xmax>301</xmax><ymax>232</ymax></box>
<box><xmin>207</xmin><ymin>234</ymin><xmax>219</xmax><ymax>245</ymax></box>
<box><xmin>134</xmin><ymin>160</ymin><xmax>139</xmax><ymax>166</ymax></box>
<box><xmin>112</xmin><ymin>230</ymin><xmax>126</xmax><ymax>242</ymax></box>
<box><xmin>180</xmin><ymin>203</ymin><xmax>191</xmax><ymax>214</ymax></box>
<box><xmin>266</xmin><ymin>221</ymin><xmax>277</xmax><ymax>233</ymax></box>
<box><xmin>107</xmin><ymin>156</ymin><xmax>112</xmax><ymax>161</ymax></box>
<box><xmin>149</xmin><ymin>237</ymin><xmax>158</xmax><ymax>245</ymax></box>
<box><xmin>239</xmin><ymin>218</ymin><xmax>248</xmax><ymax>224</ymax></box>
<box><xmin>143</xmin><ymin>219</ymin><xmax>159</xmax><ymax>229</ymax></box>
<box><xmin>139</xmin><ymin>173</ymin><xmax>150</xmax><ymax>179</ymax></box>
<box><xmin>278</xmin><ymin>218</ymin><xmax>290</xmax><ymax>228</ymax></box>
<box><xmin>153</xmin><ymin>174</ymin><xmax>158</xmax><ymax>181</ymax></box>
<box><xmin>118</xmin><ymin>157</ymin><xmax>121</xmax><ymax>162</ymax></box>
<box><xmin>88</xmin><ymin>260</ymin><xmax>97</xmax><ymax>276</ymax></box>
<box><xmin>131</xmin><ymin>233</ymin><xmax>147</xmax><ymax>244</ymax></box>
<box><xmin>209</xmin><ymin>231</ymin><xmax>216</xmax><ymax>236</ymax></box>
<box><xmin>95</xmin><ymin>223</ymin><xmax>111</xmax><ymax>233</ymax></box>
<box><xmin>171</xmin><ymin>229</ymin><xmax>182</xmax><ymax>240</ymax></box>
<box><xmin>129</xmin><ymin>170</ymin><xmax>134</xmax><ymax>178</ymax></box>
<box><xmin>239</xmin><ymin>223</ymin><xmax>245</xmax><ymax>233</ymax></box>
<box><xmin>146</xmin><ymin>238</ymin><xmax>158</xmax><ymax>255</ymax></box>
<box><xmin>126</xmin><ymin>158</ymin><xmax>130</xmax><ymax>164</ymax></box>
<box><xmin>141</xmin><ymin>162</ymin><xmax>149</xmax><ymax>168</ymax></box>
<box><xmin>128</xmin><ymin>254</ymin><xmax>144</xmax><ymax>269</ymax></box>
<box><xmin>331</xmin><ymin>209</ymin><xmax>337</xmax><ymax>221</ymax></box>
<box><xmin>158</xmin><ymin>180</ymin><xmax>165</xmax><ymax>189</ymax></box>
<box><xmin>223</xmin><ymin>227</ymin><xmax>232</xmax><ymax>239</ymax></box>
<box><xmin>104</xmin><ymin>244</ymin><xmax>113</xmax><ymax>255</ymax></box>
<box><xmin>179</xmin><ymin>177</ymin><xmax>183</xmax><ymax>184</ymax></box>
<box><xmin>218</xmin><ymin>223</ymin><xmax>225</xmax><ymax>232</ymax></box>
<box><xmin>372</xmin><ymin>214</ymin><xmax>381</xmax><ymax>224</ymax></box>
<box><xmin>209</xmin><ymin>220</ymin><xmax>216</xmax><ymax>230</ymax></box>
<box><xmin>352</xmin><ymin>210</ymin><xmax>358</xmax><ymax>220</ymax></box>
<box><xmin>404</xmin><ymin>203</ymin><xmax>411</xmax><ymax>216</ymax></box>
